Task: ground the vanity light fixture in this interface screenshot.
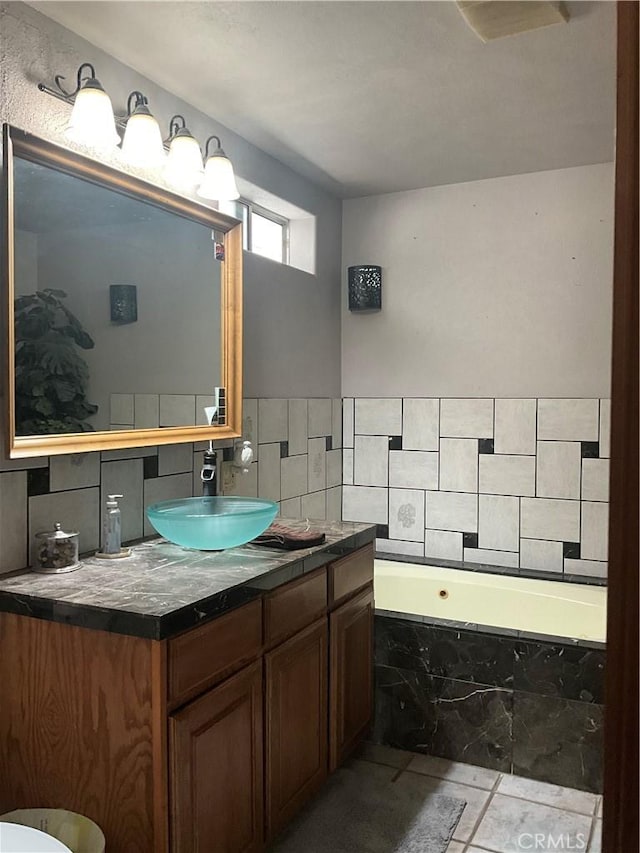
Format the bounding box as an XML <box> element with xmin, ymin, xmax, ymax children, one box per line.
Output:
<box><xmin>121</xmin><ymin>91</ymin><xmax>165</xmax><ymax>167</ymax></box>
<box><xmin>38</xmin><ymin>66</ymin><xmax>240</xmax><ymax>197</ymax></box>
<box><xmin>38</xmin><ymin>63</ymin><xmax>120</xmax><ymax>150</ymax></box>
<box><xmin>164</xmin><ymin>115</ymin><xmax>204</xmax><ymax>190</ymax></box>
<box><xmin>197</xmin><ymin>135</ymin><xmax>240</xmax><ymax>201</ymax></box>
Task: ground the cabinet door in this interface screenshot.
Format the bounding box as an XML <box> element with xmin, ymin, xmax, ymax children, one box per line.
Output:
<box><xmin>265</xmin><ymin>618</ymin><xmax>328</xmax><ymax>840</ymax></box>
<box><xmin>170</xmin><ymin>660</ymin><xmax>263</xmax><ymax>853</ymax></box>
<box><xmin>329</xmin><ymin>585</ymin><xmax>374</xmax><ymax>771</ymax></box>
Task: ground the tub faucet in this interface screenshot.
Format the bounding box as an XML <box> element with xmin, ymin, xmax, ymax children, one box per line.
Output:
<box><xmin>201</xmin><ymin>449</ymin><xmax>217</xmax><ymax>497</ymax></box>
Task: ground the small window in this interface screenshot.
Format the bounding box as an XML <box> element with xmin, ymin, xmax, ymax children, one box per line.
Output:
<box><xmin>220</xmin><ymin>199</ymin><xmax>288</xmax><ymax>263</ymax></box>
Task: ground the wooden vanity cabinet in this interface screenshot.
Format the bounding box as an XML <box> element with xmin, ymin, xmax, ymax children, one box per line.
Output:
<box><xmin>169</xmin><ymin>660</ymin><xmax>264</xmax><ymax>853</ymax></box>
<box><xmin>265</xmin><ymin>618</ymin><xmax>328</xmax><ymax>839</ymax></box>
<box><xmin>0</xmin><ymin>544</ymin><xmax>374</xmax><ymax>853</ymax></box>
<box><xmin>329</xmin><ymin>585</ymin><xmax>375</xmax><ymax>770</ymax></box>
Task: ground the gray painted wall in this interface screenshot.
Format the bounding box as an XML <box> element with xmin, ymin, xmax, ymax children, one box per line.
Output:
<box><xmin>342</xmin><ymin>164</ymin><xmax>614</xmax><ymax>399</ymax></box>
<box><xmin>0</xmin><ymin>1</ymin><xmax>342</xmax><ymax>401</ymax></box>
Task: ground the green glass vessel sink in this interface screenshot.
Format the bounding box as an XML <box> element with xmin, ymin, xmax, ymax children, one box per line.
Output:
<box><xmin>145</xmin><ymin>496</ymin><xmax>278</xmax><ymax>550</ymax></box>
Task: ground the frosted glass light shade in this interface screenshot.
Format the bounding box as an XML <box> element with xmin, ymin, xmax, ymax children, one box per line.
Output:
<box><xmin>66</xmin><ymin>84</ymin><xmax>120</xmax><ymax>150</ymax></box>
<box><xmin>165</xmin><ymin>132</ymin><xmax>204</xmax><ymax>190</ymax></box>
<box><xmin>197</xmin><ymin>153</ymin><xmax>239</xmax><ymax>201</ymax></box>
<box><xmin>122</xmin><ymin>111</ymin><xmax>165</xmax><ymax>168</ymax></box>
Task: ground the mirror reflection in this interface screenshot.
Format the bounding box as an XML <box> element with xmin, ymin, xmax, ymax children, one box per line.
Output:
<box><xmin>13</xmin><ymin>155</ymin><xmax>223</xmax><ymax>436</ymax></box>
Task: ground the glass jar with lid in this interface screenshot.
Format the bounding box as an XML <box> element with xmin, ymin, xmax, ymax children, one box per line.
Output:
<box><xmin>34</xmin><ymin>523</ymin><xmax>81</xmax><ymax>573</ymax></box>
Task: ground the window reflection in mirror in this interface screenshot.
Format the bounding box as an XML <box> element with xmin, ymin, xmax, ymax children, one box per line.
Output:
<box><xmin>13</xmin><ymin>156</ymin><xmax>223</xmax><ymax>436</ymax></box>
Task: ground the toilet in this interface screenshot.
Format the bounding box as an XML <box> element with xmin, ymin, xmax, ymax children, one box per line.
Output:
<box><xmin>0</xmin><ymin>822</ymin><xmax>72</xmax><ymax>852</ymax></box>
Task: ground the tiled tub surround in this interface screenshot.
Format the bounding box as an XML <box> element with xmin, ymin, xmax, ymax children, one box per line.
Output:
<box><xmin>374</xmin><ymin>614</ymin><xmax>605</xmax><ymax>794</ymax></box>
<box><xmin>342</xmin><ymin>397</ymin><xmax>610</xmax><ymax>581</ymax></box>
<box><xmin>0</xmin><ymin>397</ymin><xmax>341</xmax><ymax>575</ymax></box>
<box><xmin>0</xmin><ymin>519</ymin><xmax>374</xmax><ymax>638</ymax></box>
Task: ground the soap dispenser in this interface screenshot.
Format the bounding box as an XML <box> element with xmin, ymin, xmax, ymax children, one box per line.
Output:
<box><xmin>95</xmin><ymin>494</ymin><xmax>131</xmax><ymax>559</ymax></box>
<box><xmin>103</xmin><ymin>494</ymin><xmax>123</xmax><ymax>555</ymax></box>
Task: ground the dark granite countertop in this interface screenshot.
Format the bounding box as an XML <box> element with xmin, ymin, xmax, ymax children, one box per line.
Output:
<box><xmin>0</xmin><ymin>520</ymin><xmax>375</xmax><ymax>640</ymax></box>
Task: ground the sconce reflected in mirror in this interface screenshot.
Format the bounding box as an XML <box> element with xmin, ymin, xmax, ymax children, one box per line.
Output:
<box><xmin>38</xmin><ymin>63</ymin><xmax>240</xmax><ymax>201</ymax></box>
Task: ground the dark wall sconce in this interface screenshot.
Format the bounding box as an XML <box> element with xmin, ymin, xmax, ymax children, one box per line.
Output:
<box><xmin>110</xmin><ymin>285</ymin><xmax>138</xmax><ymax>324</ymax></box>
<box><xmin>348</xmin><ymin>265</ymin><xmax>382</xmax><ymax>312</ymax></box>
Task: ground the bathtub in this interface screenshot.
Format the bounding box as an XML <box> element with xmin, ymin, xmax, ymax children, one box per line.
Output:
<box><xmin>374</xmin><ymin>558</ymin><xmax>607</xmax><ymax>644</ymax></box>
<box><xmin>373</xmin><ymin>558</ymin><xmax>607</xmax><ymax>792</ymax></box>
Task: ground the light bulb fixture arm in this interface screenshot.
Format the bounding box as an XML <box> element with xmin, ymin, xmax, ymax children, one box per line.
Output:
<box><xmin>168</xmin><ymin>115</ymin><xmax>187</xmax><ymax>139</ymax></box>
<box><xmin>204</xmin><ymin>135</ymin><xmax>224</xmax><ymax>158</ymax></box>
<box><xmin>37</xmin><ymin>61</ymin><xmax>98</xmax><ymax>104</ymax></box>
<box><xmin>126</xmin><ymin>91</ymin><xmax>148</xmax><ymax>115</ymax></box>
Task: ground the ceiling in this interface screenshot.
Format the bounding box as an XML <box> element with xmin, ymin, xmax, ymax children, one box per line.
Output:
<box><xmin>30</xmin><ymin>1</ymin><xmax>616</xmax><ymax>198</ymax></box>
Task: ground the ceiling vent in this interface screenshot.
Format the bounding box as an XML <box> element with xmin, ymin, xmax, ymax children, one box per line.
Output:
<box><xmin>457</xmin><ymin>1</ymin><xmax>569</xmax><ymax>42</ymax></box>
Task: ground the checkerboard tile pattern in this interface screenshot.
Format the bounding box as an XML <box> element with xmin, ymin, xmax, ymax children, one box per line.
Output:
<box><xmin>343</xmin><ymin>398</ymin><xmax>610</xmax><ymax>580</ymax></box>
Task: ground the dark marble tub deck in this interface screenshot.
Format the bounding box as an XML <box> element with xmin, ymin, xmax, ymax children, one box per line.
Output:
<box><xmin>374</xmin><ymin>614</ymin><xmax>605</xmax><ymax>794</ymax></box>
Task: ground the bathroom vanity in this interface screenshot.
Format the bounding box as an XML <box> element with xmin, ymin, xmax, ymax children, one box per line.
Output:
<box><xmin>0</xmin><ymin>521</ymin><xmax>375</xmax><ymax>853</ymax></box>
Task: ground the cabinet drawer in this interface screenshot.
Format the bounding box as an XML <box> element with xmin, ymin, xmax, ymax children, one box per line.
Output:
<box><xmin>168</xmin><ymin>599</ymin><xmax>262</xmax><ymax>707</ymax></box>
<box><xmin>264</xmin><ymin>567</ymin><xmax>327</xmax><ymax>648</ymax></box>
<box><xmin>329</xmin><ymin>544</ymin><xmax>374</xmax><ymax>607</ymax></box>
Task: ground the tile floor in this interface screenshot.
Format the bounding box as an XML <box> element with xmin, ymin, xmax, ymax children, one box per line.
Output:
<box><xmin>357</xmin><ymin>744</ymin><xmax>602</xmax><ymax>853</ymax></box>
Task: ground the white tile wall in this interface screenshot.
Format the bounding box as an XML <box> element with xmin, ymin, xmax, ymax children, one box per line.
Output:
<box><xmin>581</xmin><ymin>501</ymin><xmax>609</xmax><ymax>561</ymax></box>
<box><xmin>242</xmin><ymin>398</ymin><xmax>259</xmax><ymax>460</ymax></box>
<box><xmin>478</xmin><ymin>494</ymin><xmax>519</xmax><ymax>552</ymax></box>
<box><xmin>101</xmin><ymin>459</ymin><xmax>144</xmax><ymax>545</ymax></box>
<box><xmin>440</xmin><ymin>399</ymin><xmax>493</xmax><ymax>439</ymax></box>
<box><xmin>143</xmin><ymin>474</ymin><xmax>192</xmax><ymax>536</ymax></box>
<box><xmin>0</xmin><ymin>471</ymin><xmax>27</xmax><ymax>571</ymax></box>
<box><xmin>345</xmin><ymin>396</ymin><xmax>610</xmax><ymax>581</ymax></box>
<box><xmin>426</xmin><ymin>491</ymin><xmax>478</xmax><ymax>533</ymax></box>
<box><xmin>158</xmin><ymin>443</ymin><xmax>193</xmax><ymax>476</ymax></box>
<box><xmin>402</xmin><ymin>399</ymin><xmax>439</xmax><ymax>451</ymax></box>
<box><xmin>494</xmin><ymin>399</ymin><xmax>537</xmax><ymax>455</ymax></box>
<box><xmin>258</xmin><ymin>399</ymin><xmax>288</xmax><ymax>443</ymax></box>
<box><xmin>343</xmin><ymin>485</ymin><xmax>388</xmax><ymax>524</ymax></box>
<box><xmin>258</xmin><ymin>443</ymin><xmax>282</xmax><ymax>501</ymax></box>
<box><xmin>389</xmin><ymin>488</ymin><xmax>425</xmax><ymax>543</ymax></box>
<box><xmin>425</xmin><ymin>529</ymin><xmax>463</xmax><ymax>562</ymax></box>
<box><xmin>301</xmin><ymin>489</ymin><xmax>326</xmax><ymax>519</ymax></box>
<box><xmin>464</xmin><ymin>548</ymin><xmax>519</xmax><ymax>568</ymax></box>
<box><xmin>440</xmin><ymin>439</ymin><xmax>478</xmax><ymax>492</ymax></box>
<box><xmin>0</xmin><ymin>398</ymin><xmax>342</xmax><ymax>575</ymax></box>
<box><xmin>599</xmin><ymin>399</ymin><xmax>610</xmax><ymax>458</ymax></box>
<box><xmin>355</xmin><ymin>398</ymin><xmax>402</xmax><ymax>436</ymax></box>
<box><xmin>134</xmin><ymin>394</ymin><xmax>160</xmax><ymax>429</ymax></box>
<box><xmin>308</xmin><ymin>437</ymin><xmax>327</xmax><ymax>492</ymax></box>
<box><xmin>288</xmin><ymin>399</ymin><xmax>308</xmax><ymax>456</ymax></box>
<box><xmin>49</xmin><ymin>453</ymin><xmax>100</xmax><ymax>492</ymax></box>
<box><xmin>479</xmin><ymin>454</ymin><xmax>535</xmax><ymax>497</ymax></box>
<box><xmin>281</xmin><ymin>454</ymin><xmax>308</xmax><ymax>500</ymax></box>
<box><xmin>110</xmin><ymin>394</ymin><xmax>134</xmax><ymax>426</ymax></box>
<box><xmin>520</xmin><ymin>539</ymin><xmax>564</xmax><ymax>573</ymax></box>
<box><xmin>29</xmin><ymin>487</ymin><xmax>100</xmax><ymax>560</ymax></box>
<box><xmin>537</xmin><ymin>399</ymin><xmax>599</xmax><ymax>442</ymax></box>
<box><xmin>564</xmin><ymin>558</ymin><xmax>607</xmax><ymax>578</ymax></box>
<box><xmin>159</xmin><ymin>395</ymin><xmax>196</xmax><ymax>427</ymax></box>
<box><xmin>342</xmin><ymin>398</ymin><xmax>354</xmax><ymax>448</ymax></box>
<box><xmin>354</xmin><ymin>435</ymin><xmax>388</xmax><ymax>487</ymax></box>
<box><xmin>343</xmin><ymin>449</ymin><xmax>354</xmax><ymax>486</ymax></box>
<box><xmin>308</xmin><ymin>398</ymin><xmax>332</xmax><ymax>438</ymax></box>
<box><xmin>521</xmin><ymin>498</ymin><xmax>581</xmax><ymax>543</ymax></box>
<box><xmin>582</xmin><ymin>458</ymin><xmax>609</xmax><ymax>502</ymax></box>
<box><xmin>377</xmin><ymin>539</ymin><xmax>424</xmax><ymax>557</ymax></box>
<box><xmin>536</xmin><ymin>441</ymin><xmax>581</xmax><ymax>499</ymax></box>
<box><xmin>389</xmin><ymin>451</ymin><xmax>438</xmax><ymax>490</ymax></box>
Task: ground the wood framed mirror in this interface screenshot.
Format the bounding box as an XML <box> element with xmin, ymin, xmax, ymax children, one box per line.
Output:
<box><xmin>2</xmin><ymin>124</ymin><xmax>243</xmax><ymax>458</ymax></box>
